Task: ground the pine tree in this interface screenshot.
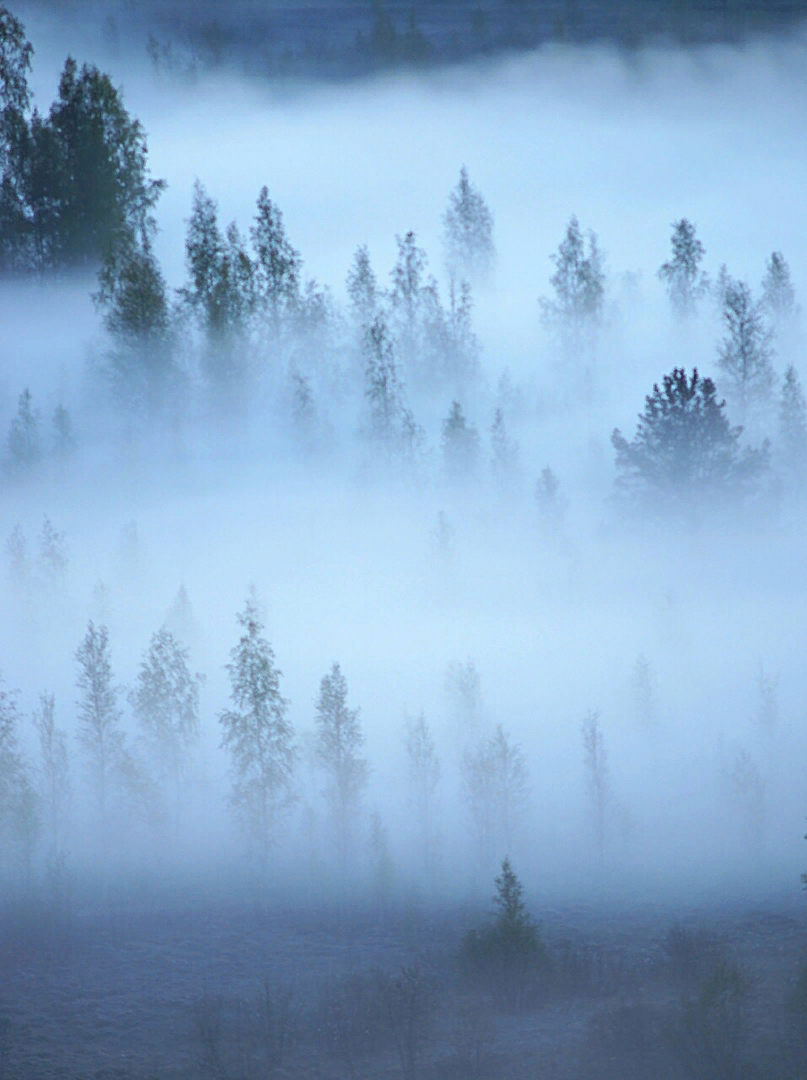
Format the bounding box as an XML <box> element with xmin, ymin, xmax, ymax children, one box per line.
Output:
<box><xmin>658</xmin><ymin>218</ymin><xmax>708</xmax><ymax>317</ymax></box>
<box><xmin>314</xmin><ymin>662</ymin><xmax>368</xmax><ymax>870</ymax></box>
<box><xmin>717</xmin><ymin>273</ymin><xmax>775</xmax><ymax>425</ymax></box>
<box><xmin>52</xmin><ymin>403</ymin><xmax>75</xmax><ymax>457</ymax></box>
<box><xmin>218</xmin><ymin>598</ymin><xmax>295</xmax><ymax>865</ymax></box>
<box><xmin>363</xmin><ymin>313</ymin><xmax>406</xmax><ymax>448</ymax></box>
<box><xmin>75</xmin><ymin>623</ymin><xmax>126</xmax><ymax>837</ymax></box>
<box><xmin>390</xmin><ymin>230</ymin><xmax>426</xmax><ymax>361</ymax></box>
<box><xmin>443</xmin><ymin>165</ymin><xmax>495</xmax><ymax>285</ymax></box>
<box><xmin>130</xmin><ymin>627</ymin><xmax>203</xmax><ymax>820</ymax></box>
<box><xmin>611</xmin><ymin>367</ymin><xmax>769</xmax><ymax>517</ymax></box>
<box><xmin>0</xmin><ymin>672</ymin><xmax>40</xmax><ymax>877</ymax></box>
<box><xmin>490</xmin><ymin>408</ymin><xmax>520</xmax><ymax>491</ymax></box>
<box><xmin>37</xmin><ymin>515</ymin><xmax>67</xmax><ymax>586</ymax></box>
<box><xmin>445</xmin><ymin>658</ymin><xmax>484</xmax><ymax>745</ymax></box>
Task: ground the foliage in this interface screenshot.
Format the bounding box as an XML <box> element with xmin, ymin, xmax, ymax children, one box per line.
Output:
<box><xmin>377</xmin><ymin>965</ymin><xmax>434</xmax><ymax>1080</ymax></box>
<box><xmin>218</xmin><ymin>597</ymin><xmax>295</xmax><ymax>863</ymax></box>
<box><xmin>346</xmin><ymin>243</ymin><xmax>378</xmax><ymax>330</ymax></box>
<box><xmin>611</xmin><ymin>367</ymin><xmax>768</xmax><ymax>517</ymax></box>
<box><xmin>674</xmin><ymin>960</ymin><xmax>752</xmax><ymax>1080</ymax></box>
<box><xmin>460</xmin><ymin>857</ymin><xmax>549</xmax><ymax>1010</ymax></box>
<box><xmin>250</xmin><ymin>184</ymin><xmax>301</xmax><ymax>333</ymax></box>
<box><xmin>443</xmin><ymin>165</ymin><xmax>495</xmax><ymax>284</ymax></box>
<box><xmin>658</xmin><ymin>218</ymin><xmax>709</xmax><ymax>316</ymax></box>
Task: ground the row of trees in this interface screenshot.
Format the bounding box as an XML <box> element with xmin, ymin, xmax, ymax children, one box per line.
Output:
<box><xmin>0</xmin><ymin>589</ymin><xmax>646</xmax><ymax>893</ymax></box>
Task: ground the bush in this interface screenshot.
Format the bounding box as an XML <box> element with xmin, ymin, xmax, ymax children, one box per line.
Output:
<box><xmin>459</xmin><ymin>857</ymin><xmax>550</xmax><ymax>1011</ymax></box>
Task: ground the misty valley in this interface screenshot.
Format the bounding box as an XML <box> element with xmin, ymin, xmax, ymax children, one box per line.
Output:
<box><xmin>1</xmin><ymin>3</ymin><xmax>807</xmax><ymax>1078</ymax></box>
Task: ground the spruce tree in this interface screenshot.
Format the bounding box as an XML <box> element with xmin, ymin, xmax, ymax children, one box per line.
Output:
<box><xmin>778</xmin><ymin>364</ymin><xmax>807</xmax><ymax>483</ymax></box>
<box><xmin>219</xmin><ymin>597</ymin><xmax>295</xmax><ymax>866</ymax></box>
<box><xmin>658</xmin><ymin>218</ymin><xmax>708</xmax><ymax>317</ymax></box>
<box><xmin>442</xmin><ymin>165</ymin><xmax>495</xmax><ymax>285</ymax></box>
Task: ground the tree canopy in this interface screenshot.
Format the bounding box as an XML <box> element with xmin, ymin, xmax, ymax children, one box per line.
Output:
<box><xmin>611</xmin><ymin>367</ymin><xmax>768</xmax><ymax>517</ymax></box>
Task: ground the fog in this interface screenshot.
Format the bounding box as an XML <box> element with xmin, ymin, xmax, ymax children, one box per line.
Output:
<box><xmin>2</xmin><ymin>8</ymin><xmax>807</xmax><ymax>932</ymax></box>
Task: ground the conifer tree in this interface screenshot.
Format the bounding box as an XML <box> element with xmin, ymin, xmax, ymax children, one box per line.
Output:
<box><xmin>443</xmin><ymin>165</ymin><xmax>495</xmax><ymax>285</ymax></box>
<box><xmin>539</xmin><ymin>215</ymin><xmax>605</xmax><ymax>368</ymax></box>
<box><xmin>441</xmin><ymin>400</ymin><xmax>480</xmax><ymax>481</ymax></box>
<box><xmin>581</xmin><ymin>710</ymin><xmax>608</xmax><ymax>855</ymax></box>
<box><xmin>717</xmin><ymin>273</ymin><xmax>775</xmax><ymax>425</ymax></box>
<box><xmin>346</xmin><ymin>243</ymin><xmax>378</xmax><ymax>331</ymax></box>
<box><xmin>658</xmin><ymin>218</ymin><xmax>708</xmax><ymax>317</ymax></box>
<box><xmin>33</xmin><ymin>693</ymin><xmax>70</xmax><ymax>855</ymax></box>
<box><xmin>75</xmin><ymin>622</ymin><xmax>126</xmax><ymax>838</ymax></box>
<box><xmin>250</xmin><ymin>185</ymin><xmax>301</xmax><ymax>335</ymax></box>
<box><xmin>778</xmin><ymin>364</ymin><xmax>807</xmax><ymax>483</ymax></box>
<box><xmin>130</xmin><ymin>627</ymin><xmax>203</xmax><ymax>820</ymax></box>
<box><xmin>218</xmin><ymin>597</ymin><xmax>295</xmax><ymax>865</ymax></box>
<box><xmin>314</xmin><ymin>662</ymin><xmax>368</xmax><ymax>870</ymax></box>
<box><xmin>761</xmin><ymin>251</ymin><xmax>797</xmax><ymax>325</ymax></box>
<box><xmin>404</xmin><ymin>710</ymin><xmax>441</xmax><ymax>884</ymax></box>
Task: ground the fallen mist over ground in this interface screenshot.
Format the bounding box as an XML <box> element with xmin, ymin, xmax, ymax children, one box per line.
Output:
<box><xmin>1</xmin><ymin>17</ymin><xmax>807</xmax><ymax>926</ymax></box>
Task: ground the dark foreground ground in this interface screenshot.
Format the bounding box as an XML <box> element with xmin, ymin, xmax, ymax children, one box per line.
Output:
<box><xmin>2</xmin><ymin>887</ymin><xmax>807</xmax><ymax>1079</ymax></box>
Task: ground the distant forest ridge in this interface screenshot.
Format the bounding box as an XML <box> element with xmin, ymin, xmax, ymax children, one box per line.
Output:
<box><xmin>23</xmin><ymin>0</ymin><xmax>807</xmax><ymax>82</ymax></box>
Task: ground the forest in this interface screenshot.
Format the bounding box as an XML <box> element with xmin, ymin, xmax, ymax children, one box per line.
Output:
<box><xmin>1</xmin><ymin>3</ymin><xmax>807</xmax><ymax>1078</ymax></box>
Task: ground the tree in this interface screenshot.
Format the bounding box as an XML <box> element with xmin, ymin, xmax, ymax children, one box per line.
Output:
<box><xmin>539</xmin><ymin>215</ymin><xmax>605</xmax><ymax>367</ymax></box>
<box><xmin>761</xmin><ymin>250</ymin><xmax>797</xmax><ymax>325</ymax></box>
<box><xmin>218</xmin><ymin>598</ymin><xmax>295</xmax><ymax>865</ymax></box>
<box><xmin>463</xmin><ymin>724</ymin><xmax>528</xmax><ymax>873</ymax></box>
<box><xmin>658</xmin><ymin>218</ymin><xmax>708</xmax><ymax>317</ymax></box>
<box><xmin>74</xmin><ymin>622</ymin><xmax>126</xmax><ymax>839</ymax></box>
<box><xmin>581</xmin><ymin>710</ymin><xmax>608</xmax><ymax>855</ymax></box>
<box><xmin>445</xmin><ymin>658</ymin><xmax>484</xmax><ymax>745</ymax></box>
<box><xmin>130</xmin><ymin>627</ymin><xmax>203</xmax><ymax>822</ymax></box>
<box><xmin>27</xmin><ymin>57</ymin><xmax>165</xmax><ymax>271</ymax></box>
<box><xmin>95</xmin><ymin>234</ymin><xmax>176</xmax><ymax>408</ymax></box>
<box><xmin>389</xmin><ymin>230</ymin><xmax>427</xmax><ymax>362</ymax></box>
<box><xmin>250</xmin><ymin>185</ymin><xmax>301</xmax><ymax>335</ymax></box>
<box><xmin>362</xmin><ymin>313</ymin><xmax>420</xmax><ymax>459</ymax></box>
<box><xmin>717</xmin><ymin>272</ymin><xmax>775</xmax><ymax>425</ymax></box>
<box><xmin>346</xmin><ymin>243</ymin><xmax>378</xmax><ymax>331</ymax></box>
<box><xmin>52</xmin><ymin>403</ymin><xmax>75</xmax><ymax>457</ymax></box>
<box><xmin>441</xmin><ymin>400</ymin><xmax>480</xmax><ymax>482</ymax></box>
<box><xmin>403</xmin><ymin>710</ymin><xmax>441</xmax><ymax>885</ymax></box>
<box><xmin>0</xmin><ymin>7</ymin><xmax>33</xmax><ymax>272</ymax></box>
<box><xmin>37</xmin><ymin>515</ymin><xmax>67</xmax><ymax>586</ymax></box>
<box><xmin>443</xmin><ymin>165</ymin><xmax>495</xmax><ymax>285</ymax></box>
<box><xmin>182</xmin><ymin>181</ymin><xmax>254</xmax><ymax>391</ymax></box>
<box><xmin>611</xmin><ymin>367</ymin><xmax>768</xmax><ymax>517</ymax></box>
<box><xmin>778</xmin><ymin>364</ymin><xmax>807</xmax><ymax>483</ymax></box>
<box><xmin>7</xmin><ymin>387</ymin><xmax>40</xmax><ymax>469</ymax></box>
<box><xmin>631</xmin><ymin>654</ymin><xmax>657</xmax><ymax>729</ymax></box>
<box><xmin>314</xmin><ymin>662</ymin><xmax>368</xmax><ymax>871</ymax></box>
<box><xmin>534</xmin><ymin>466</ymin><xmax>566</xmax><ymax>529</ymax></box>
<box><xmin>459</xmin><ymin>857</ymin><xmax>548</xmax><ymax>1011</ymax></box>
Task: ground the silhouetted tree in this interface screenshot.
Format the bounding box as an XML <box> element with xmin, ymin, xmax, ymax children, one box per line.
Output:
<box><xmin>611</xmin><ymin>368</ymin><xmax>768</xmax><ymax>517</ymax></box>
<box><xmin>389</xmin><ymin>230</ymin><xmax>426</xmax><ymax>362</ymax></box>
<box><xmin>443</xmin><ymin>165</ymin><xmax>495</xmax><ymax>285</ymax></box>
<box><xmin>460</xmin><ymin>857</ymin><xmax>548</xmax><ymax>1010</ymax></box>
<box><xmin>26</xmin><ymin>57</ymin><xmax>165</xmax><ymax>271</ymax></box>
<box><xmin>218</xmin><ymin>597</ymin><xmax>295</xmax><ymax>866</ymax></box>
<box><xmin>658</xmin><ymin>218</ymin><xmax>708</xmax><ymax>317</ymax></box>
<box><xmin>314</xmin><ymin>662</ymin><xmax>368</xmax><ymax>872</ymax></box>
